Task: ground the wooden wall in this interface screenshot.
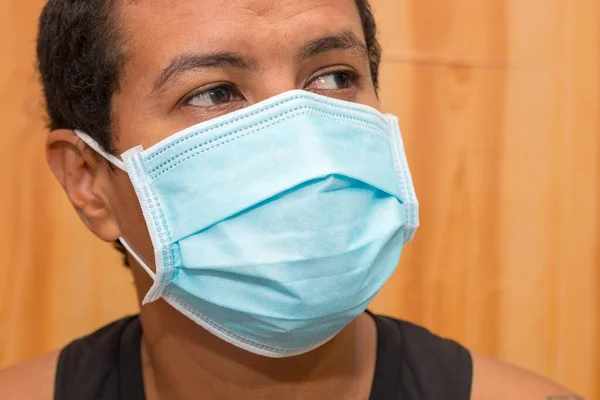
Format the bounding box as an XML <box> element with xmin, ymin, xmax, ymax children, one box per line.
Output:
<box><xmin>0</xmin><ymin>0</ymin><xmax>598</xmax><ymax>398</ymax></box>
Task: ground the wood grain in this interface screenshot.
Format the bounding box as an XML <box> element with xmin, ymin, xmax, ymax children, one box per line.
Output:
<box><xmin>0</xmin><ymin>0</ymin><xmax>139</xmax><ymax>366</ymax></box>
<box><xmin>369</xmin><ymin>0</ymin><xmax>600</xmax><ymax>397</ymax></box>
<box><xmin>0</xmin><ymin>1</ymin><xmax>598</xmax><ymax>398</ymax></box>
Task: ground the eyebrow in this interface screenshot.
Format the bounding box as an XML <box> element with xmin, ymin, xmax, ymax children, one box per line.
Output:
<box><xmin>152</xmin><ymin>30</ymin><xmax>368</xmax><ymax>94</ymax></box>
<box><xmin>295</xmin><ymin>30</ymin><xmax>368</xmax><ymax>64</ymax></box>
<box><xmin>152</xmin><ymin>52</ymin><xmax>259</xmax><ymax>94</ymax></box>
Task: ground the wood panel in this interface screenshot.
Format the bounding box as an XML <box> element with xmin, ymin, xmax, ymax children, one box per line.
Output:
<box><xmin>0</xmin><ymin>1</ymin><xmax>598</xmax><ymax>398</ymax></box>
<box><xmin>369</xmin><ymin>0</ymin><xmax>600</xmax><ymax>398</ymax></box>
<box><xmin>0</xmin><ymin>0</ymin><xmax>139</xmax><ymax>366</ymax></box>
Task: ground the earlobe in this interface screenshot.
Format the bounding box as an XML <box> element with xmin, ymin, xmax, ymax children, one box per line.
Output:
<box><xmin>46</xmin><ymin>129</ymin><xmax>122</xmax><ymax>242</ymax></box>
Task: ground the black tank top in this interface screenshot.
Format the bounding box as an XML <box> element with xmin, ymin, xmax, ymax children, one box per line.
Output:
<box><xmin>54</xmin><ymin>313</ymin><xmax>472</xmax><ymax>400</ymax></box>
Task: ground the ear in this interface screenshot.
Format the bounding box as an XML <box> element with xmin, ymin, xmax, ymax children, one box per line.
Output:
<box><xmin>46</xmin><ymin>129</ymin><xmax>122</xmax><ymax>242</ymax></box>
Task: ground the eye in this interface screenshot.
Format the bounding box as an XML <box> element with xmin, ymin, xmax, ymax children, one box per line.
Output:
<box><xmin>184</xmin><ymin>84</ymin><xmax>243</xmax><ymax>107</ymax></box>
<box><xmin>306</xmin><ymin>71</ymin><xmax>358</xmax><ymax>91</ymax></box>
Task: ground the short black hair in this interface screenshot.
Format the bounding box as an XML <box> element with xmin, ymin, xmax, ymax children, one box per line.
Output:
<box><xmin>37</xmin><ymin>0</ymin><xmax>382</xmax><ymax>265</ymax></box>
<box><xmin>37</xmin><ymin>0</ymin><xmax>381</xmax><ymax>154</ymax></box>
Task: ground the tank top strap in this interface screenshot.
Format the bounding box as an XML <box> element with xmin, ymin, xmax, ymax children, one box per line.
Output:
<box><xmin>54</xmin><ymin>315</ymin><xmax>144</xmax><ymax>400</ymax></box>
<box><xmin>368</xmin><ymin>311</ymin><xmax>473</xmax><ymax>400</ymax></box>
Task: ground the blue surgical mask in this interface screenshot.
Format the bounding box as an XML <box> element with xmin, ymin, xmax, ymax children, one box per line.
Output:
<box><xmin>76</xmin><ymin>90</ymin><xmax>419</xmax><ymax>358</ymax></box>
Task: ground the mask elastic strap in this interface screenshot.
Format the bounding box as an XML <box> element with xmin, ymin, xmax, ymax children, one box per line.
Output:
<box><xmin>119</xmin><ymin>237</ymin><xmax>157</xmax><ymax>280</ymax></box>
<box><xmin>74</xmin><ymin>130</ymin><xmax>127</xmax><ymax>172</ymax></box>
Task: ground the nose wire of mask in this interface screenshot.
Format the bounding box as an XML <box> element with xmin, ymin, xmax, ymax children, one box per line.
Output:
<box><xmin>72</xmin><ymin>90</ymin><xmax>419</xmax><ymax>358</ymax></box>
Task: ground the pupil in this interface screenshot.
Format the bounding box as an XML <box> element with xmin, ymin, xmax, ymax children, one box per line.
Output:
<box><xmin>334</xmin><ymin>73</ymin><xmax>350</xmax><ymax>88</ymax></box>
<box><xmin>209</xmin><ymin>87</ymin><xmax>230</xmax><ymax>104</ymax></box>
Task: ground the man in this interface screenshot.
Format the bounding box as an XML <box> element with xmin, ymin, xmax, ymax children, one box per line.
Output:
<box><xmin>0</xmin><ymin>0</ymin><xmax>582</xmax><ymax>399</ymax></box>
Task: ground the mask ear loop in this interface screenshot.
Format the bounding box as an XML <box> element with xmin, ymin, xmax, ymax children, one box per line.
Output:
<box><xmin>119</xmin><ymin>238</ymin><xmax>157</xmax><ymax>280</ymax></box>
<box><xmin>74</xmin><ymin>130</ymin><xmax>127</xmax><ymax>172</ymax></box>
<box><xmin>74</xmin><ymin>130</ymin><xmax>157</xmax><ymax>282</ymax></box>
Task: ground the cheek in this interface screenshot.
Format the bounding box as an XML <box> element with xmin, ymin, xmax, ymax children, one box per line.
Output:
<box><xmin>111</xmin><ymin>92</ymin><xmax>166</xmax><ymax>152</ymax></box>
<box><xmin>111</xmin><ymin>173</ymin><xmax>156</xmax><ymax>264</ymax></box>
<box><xmin>357</xmin><ymin>86</ymin><xmax>380</xmax><ymax>110</ymax></box>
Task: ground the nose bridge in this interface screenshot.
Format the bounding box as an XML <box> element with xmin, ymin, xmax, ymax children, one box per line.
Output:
<box><xmin>241</xmin><ymin>24</ymin><xmax>306</xmax><ymax>104</ymax></box>
<box><xmin>247</xmin><ymin>64</ymin><xmax>302</xmax><ymax>104</ymax></box>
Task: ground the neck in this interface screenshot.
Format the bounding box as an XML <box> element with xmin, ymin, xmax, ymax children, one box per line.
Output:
<box><xmin>132</xmin><ymin>264</ymin><xmax>377</xmax><ymax>400</ymax></box>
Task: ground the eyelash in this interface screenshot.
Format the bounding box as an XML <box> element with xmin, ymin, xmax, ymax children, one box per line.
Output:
<box><xmin>181</xmin><ymin>83</ymin><xmax>242</xmax><ymax>107</ymax></box>
<box><xmin>181</xmin><ymin>68</ymin><xmax>362</xmax><ymax>107</ymax></box>
<box><xmin>307</xmin><ymin>68</ymin><xmax>361</xmax><ymax>89</ymax></box>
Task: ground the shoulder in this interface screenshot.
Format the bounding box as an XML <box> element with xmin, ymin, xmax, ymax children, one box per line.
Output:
<box><xmin>0</xmin><ymin>350</ymin><xmax>60</xmax><ymax>400</ymax></box>
<box><xmin>471</xmin><ymin>352</ymin><xmax>584</xmax><ymax>400</ymax></box>
<box><xmin>374</xmin><ymin>315</ymin><xmax>472</xmax><ymax>399</ymax></box>
<box><xmin>0</xmin><ymin>316</ymin><xmax>141</xmax><ymax>400</ymax></box>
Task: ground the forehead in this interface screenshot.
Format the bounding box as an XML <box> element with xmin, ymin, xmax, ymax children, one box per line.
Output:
<box><xmin>117</xmin><ymin>0</ymin><xmax>364</xmax><ymax>71</ymax></box>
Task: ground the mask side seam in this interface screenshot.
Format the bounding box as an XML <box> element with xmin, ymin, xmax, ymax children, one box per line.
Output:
<box><xmin>127</xmin><ymin>153</ymin><xmax>176</xmax><ymax>300</ymax></box>
<box><xmin>150</xmin><ymin>174</ymin><xmax>177</xmax><ymax>290</ymax></box>
<box><xmin>387</xmin><ymin>117</ymin><xmax>419</xmax><ymax>243</ymax></box>
<box><xmin>150</xmin><ymin>110</ymin><xmax>388</xmax><ymax>179</ymax></box>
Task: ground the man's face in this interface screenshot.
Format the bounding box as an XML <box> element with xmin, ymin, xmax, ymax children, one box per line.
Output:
<box><xmin>93</xmin><ymin>0</ymin><xmax>380</xmax><ymax>270</ymax></box>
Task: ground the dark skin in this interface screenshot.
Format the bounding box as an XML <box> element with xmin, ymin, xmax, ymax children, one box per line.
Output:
<box><xmin>0</xmin><ymin>0</ymin><xmax>583</xmax><ymax>398</ymax></box>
